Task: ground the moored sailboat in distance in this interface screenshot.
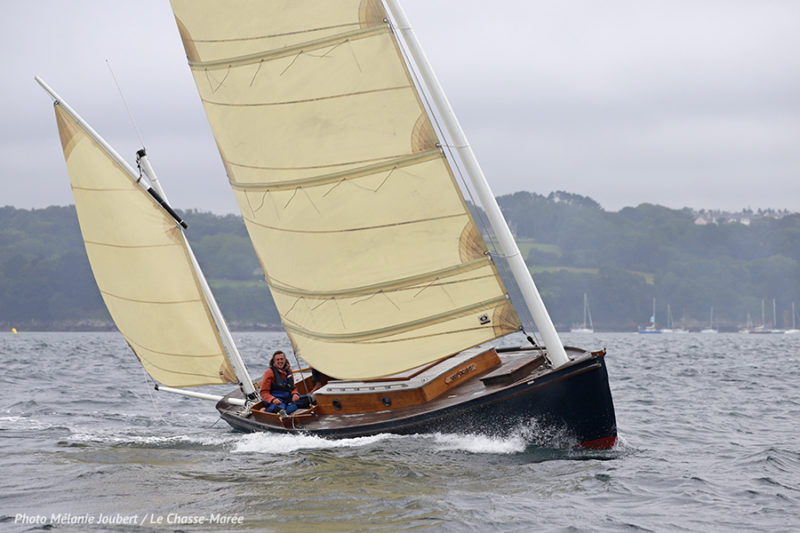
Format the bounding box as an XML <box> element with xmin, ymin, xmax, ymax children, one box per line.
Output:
<box><xmin>739</xmin><ymin>312</ymin><xmax>754</xmax><ymax>334</ymax></box>
<box><xmin>769</xmin><ymin>298</ymin><xmax>785</xmax><ymax>334</ymax></box>
<box><xmin>660</xmin><ymin>303</ymin><xmax>687</xmax><ymax>334</ymax></box>
<box><xmin>638</xmin><ymin>298</ymin><xmax>661</xmax><ymax>333</ymax></box>
<box><xmin>700</xmin><ymin>307</ymin><xmax>718</xmax><ymax>334</ymax></box>
<box><xmin>39</xmin><ymin>0</ymin><xmax>616</xmax><ymax>449</ymax></box>
<box><xmin>785</xmin><ymin>303</ymin><xmax>799</xmax><ymax>335</ymax></box>
<box><xmin>570</xmin><ymin>293</ymin><xmax>594</xmax><ymax>333</ymax></box>
<box><xmin>743</xmin><ymin>299</ymin><xmax>783</xmax><ymax>334</ymax></box>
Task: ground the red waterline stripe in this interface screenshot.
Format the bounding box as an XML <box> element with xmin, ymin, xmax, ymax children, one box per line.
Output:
<box><xmin>580</xmin><ymin>436</ymin><xmax>617</xmax><ymax>450</ymax></box>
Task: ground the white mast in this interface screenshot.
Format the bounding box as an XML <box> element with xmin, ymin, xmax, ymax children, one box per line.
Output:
<box><xmin>585</xmin><ymin>293</ymin><xmax>594</xmax><ymax>330</ymax></box>
<box><xmin>35</xmin><ymin>76</ymin><xmax>258</xmax><ymax>400</ymax></box>
<box><xmin>383</xmin><ymin>1</ymin><xmax>569</xmax><ymax>367</ymax></box>
<box><xmin>772</xmin><ymin>298</ymin><xmax>777</xmax><ymax>330</ymax></box>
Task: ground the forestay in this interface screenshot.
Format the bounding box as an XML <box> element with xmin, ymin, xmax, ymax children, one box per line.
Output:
<box><xmin>54</xmin><ymin>105</ymin><xmax>237</xmax><ymax>387</ymax></box>
<box><xmin>170</xmin><ymin>0</ymin><xmax>521</xmax><ymax>379</ymax></box>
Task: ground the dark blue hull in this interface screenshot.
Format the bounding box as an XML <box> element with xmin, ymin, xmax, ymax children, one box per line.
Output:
<box><xmin>217</xmin><ymin>349</ymin><xmax>617</xmax><ymax>449</ymax></box>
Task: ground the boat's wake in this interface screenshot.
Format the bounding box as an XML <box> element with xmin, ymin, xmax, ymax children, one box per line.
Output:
<box><xmin>64</xmin><ymin>430</ymin><xmax>239</xmax><ymax>448</ymax></box>
<box><xmin>231</xmin><ymin>431</ymin><xmax>399</xmax><ymax>454</ymax></box>
<box><xmin>229</xmin><ymin>419</ymin><xmax>584</xmax><ymax>456</ymax></box>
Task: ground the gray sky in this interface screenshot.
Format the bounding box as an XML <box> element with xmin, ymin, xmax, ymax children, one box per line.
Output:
<box><xmin>3</xmin><ymin>1</ymin><xmax>799</xmax><ymax>214</ymax></box>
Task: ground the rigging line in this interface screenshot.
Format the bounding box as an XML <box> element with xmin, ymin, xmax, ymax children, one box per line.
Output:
<box><xmin>347</xmin><ymin>166</ymin><xmax>396</xmax><ymax>193</ymax></box>
<box><xmin>522</xmin><ymin>324</ymin><xmax>543</xmax><ymax>352</ymax></box>
<box><xmin>244</xmin><ymin>188</ymin><xmax>266</xmax><ymax>215</ymax></box>
<box><xmin>281</xmin><ymin>50</ymin><xmax>304</xmax><ymax>76</ymax></box>
<box><xmin>413</xmin><ymin>275</ymin><xmax>456</xmax><ymax>307</ymax></box>
<box><xmin>206</xmin><ymin>66</ymin><xmax>231</xmax><ymax>94</ymax></box>
<box><xmin>385</xmin><ymin>19</ymin><xmax>500</xmax><ymax>260</ymax></box>
<box><xmin>311</xmin><ymin>298</ymin><xmax>332</xmax><ymax>311</ymax></box>
<box><xmin>322</xmin><ymin>178</ymin><xmax>347</xmax><ymax>198</ymax></box>
<box><xmin>250</xmin><ymin>59</ymin><xmax>264</xmax><ymax>87</ymax></box>
<box><xmin>316</xmin><ymin>38</ymin><xmax>348</xmax><ymax>59</ymax></box>
<box><xmin>352</xmin><ymin>290</ymin><xmax>401</xmax><ymax>311</ymax></box>
<box><xmin>283</xmin><ymin>187</ymin><xmax>299</xmax><ymax>209</ymax></box>
<box><xmin>347</xmin><ymin>39</ymin><xmax>363</xmax><ymax>72</ymax></box>
<box><xmin>287</xmin><ymin>350</ymin><xmax>308</xmax><ymax>393</ymax></box>
<box><xmin>139</xmin><ymin>365</ymin><xmax>166</xmax><ymax>423</ymax></box>
<box><xmin>413</xmin><ymin>276</ymin><xmax>438</xmax><ymax>298</ymax></box>
<box><xmin>268</xmin><ymin>189</ymin><xmax>280</xmax><ymax>220</ymax></box>
<box><xmin>106</xmin><ymin>59</ymin><xmax>145</xmax><ymax>149</ymax></box>
<box><xmin>284</xmin><ymin>296</ymin><xmax>303</xmax><ymax>316</ymax></box>
<box><xmin>385</xmin><ymin>13</ymin><xmax>533</xmax><ymax>335</ymax></box>
<box><xmin>334</xmin><ymin>298</ymin><xmax>346</xmax><ymax>329</ymax></box>
<box><xmin>436</xmin><ymin>139</ymin><xmax>504</xmax><ymax>260</ymax></box>
<box><xmin>302</xmin><ymin>187</ymin><xmax>321</xmax><ymax>214</ymax></box>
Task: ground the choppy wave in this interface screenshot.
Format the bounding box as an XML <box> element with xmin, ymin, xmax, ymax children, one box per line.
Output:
<box><xmin>2</xmin><ymin>331</ymin><xmax>800</xmax><ymax>532</ymax></box>
<box><xmin>0</xmin><ymin>415</ymin><xmax>51</xmax><ymax>432</ymax></box>
<box><xmin>64</xmin><ymin>429</ymin><xmax>239</xmax><ymax>449</ymax></box>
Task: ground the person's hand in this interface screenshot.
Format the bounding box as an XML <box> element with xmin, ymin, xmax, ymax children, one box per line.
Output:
<box><xmin>292</xmin><ymin>393</ymin><xmax>300</xmax><ymax>402</ymax></box>
<box><xmin>272</xmin><ymin>398</ymin><xmax>281</xmax><ymax>404</ymax></box>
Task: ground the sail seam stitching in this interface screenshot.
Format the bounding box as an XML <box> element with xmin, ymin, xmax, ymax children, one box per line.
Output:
<box><xmin>189</xmin><ymin>26</ymin><xmax>389</xmax><ymax>70</ymax></box>
<box><xmin>228</xmin><ymin>149</ymin><xmax>441</xmax><ymax>191</ymax></box>
<box><xmin>85</xmin><ymin>240</ymin><xmax>178</xmax><ymax>250</ymax></box>
<box><xmin>190</xmin><ymin>22</ymin><xmax>361</xmax><ymax>44</ymax></box>
<box><xmin>357</xmin><ymin>324</ymin><xmax>508</xmax><ymax>345</ymax></box>
<box><xmin>268</xmin><ymin>259</ymin><xmax>493</xmax><ymax>298</ymax></box>
<box><xmin>200</xmin><ymin>84</ymin><xmax>410</xmax><ymax>108</ymax></box>
<box><xmin>282</xmin><ymin>295</ymin><xmax>509</xmax><ymax>342</ymax></box>
<box><xmin>242</xmin><ymin>212</ymin><xmax>465</xmax><ymax>235</ymax></box>
<box><xmin>101</xmin><ymin>289</ymin><xmax>202</xmax><ymax>306</ymax></box>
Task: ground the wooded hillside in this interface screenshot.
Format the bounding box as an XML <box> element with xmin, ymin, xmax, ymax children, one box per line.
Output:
<box><xmin>2</xmin><ymin>193</ymin><xmax>798</xmax><ymax>331</ymax></box>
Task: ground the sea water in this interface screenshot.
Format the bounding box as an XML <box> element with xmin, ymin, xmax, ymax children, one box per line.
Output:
<box><xmin>1</xmin><ymin>331</ymin><xmax>798</xmax><ymax>532</ymax></box>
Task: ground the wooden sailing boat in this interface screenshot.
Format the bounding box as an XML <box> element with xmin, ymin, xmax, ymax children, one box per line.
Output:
<box><xmin>39</xmin><ymin>0</ymin><xmax>616</xmax><ymax>449</ymax></box>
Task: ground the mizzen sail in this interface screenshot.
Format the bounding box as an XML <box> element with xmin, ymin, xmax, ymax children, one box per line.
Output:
<box><xmin>170</xmin><ymin>0</ymin><xmax>521</xmax><ymax>379</ymax></box>
<box><xmin>53</xmin><ymin>104</ymin><xmax>237</xmax><ymax>387</ymax></box>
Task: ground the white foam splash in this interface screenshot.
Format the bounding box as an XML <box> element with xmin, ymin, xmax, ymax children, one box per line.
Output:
<box><xmin>231</xmin><ymin>432</ymin><xmax>397</xmax><ymax>454</ymax></box>
<box><xmin>430</xmin><ymin>432</ymin><xmax>527</xmax><ymax>454</ymax></box>
<box><xmin>0</xmin><ymin>415</ymin><xmax>50</xmax><ymax>431</ymax></box>
<box><xmin>67</xmin><ymin>429</ymin><xmax>238</xmax><ymax>447</ymax></box>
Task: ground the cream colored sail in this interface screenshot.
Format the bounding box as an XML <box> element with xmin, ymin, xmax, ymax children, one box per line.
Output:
<box><xmin>170</xmin><ymin>0</ymin><xmax>520</xmax><ymax>379</ymax></box>
<box><xmin>54</xmin><ymin>104</ymin><xmax>236</xmax><ymax>387</ymax></box>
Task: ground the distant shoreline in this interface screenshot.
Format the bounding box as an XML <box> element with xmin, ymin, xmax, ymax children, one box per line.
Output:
<box><xmin>0</xmin><ymin>321</ymin><xmax>284</xmax><ymax>333</ymax></box>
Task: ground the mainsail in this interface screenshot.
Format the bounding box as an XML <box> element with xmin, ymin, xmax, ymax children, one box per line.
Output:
<box><xmin>53</xmin><ymin>103</ymin><xmax>237</xmax><ymax>387</ymax></box>
<box><xmin>171</xmin><ymin>0</ymin><xmax>521</xmax><ymax>379</ymax></box>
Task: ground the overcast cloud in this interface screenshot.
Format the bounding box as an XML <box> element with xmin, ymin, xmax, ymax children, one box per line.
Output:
<box><xmin>3</xmin><ymin>1</ymin><xmax>799</xmax><ymax>214</ymax></box>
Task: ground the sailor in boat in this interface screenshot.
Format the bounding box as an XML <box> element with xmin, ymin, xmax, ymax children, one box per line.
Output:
<box><xmin>259</xmin><ymin>351</ymin><xmax>312</xmax><ymax>417</ymax></box>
